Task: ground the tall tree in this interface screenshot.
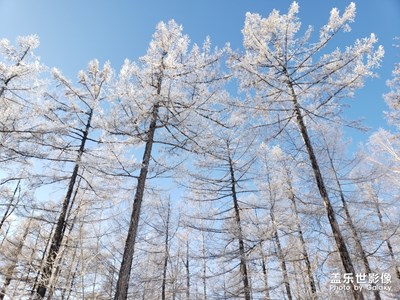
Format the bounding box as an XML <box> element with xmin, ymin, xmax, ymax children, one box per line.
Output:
<box><xmin>271</xmin><ymin>145</ymin><xmax>317</xmax><ymax>299</ymax></box>
<box><xmin>112</xmin><ymin>20</ymin><xmax>226</xmax><ymax>299</ymax></box>
<box><xmin>366</xmin><ymin>42</ymin><xmax>400</xmax><ymax>280</ymax></box>
<box><xmin>183</xmin><ymin>125</ymin><xmax>258</xmax><ymax>300</ymax></box>
<box><xmin>230</xmin><ymin>2</ymin><xmax>383</xmax><ymax>298</ymax></box>
<box><xmin>34</xmin><ymin>60</ymin><xmax>114</xmax><ymax>299</ymax></box>
<box><xmin>365</xmin><ymin>181</ymin><xmax>400</xmax><ymax>280</ymax></box>
<box><xmin>319</xmin><ymin>125</ymin><xmax>381</xmax><ymax>300</ymax></box>
<box><xmin>257</xmin><ymin>146</ymin><xmax>293</xmax><ymax>300</ymax></box>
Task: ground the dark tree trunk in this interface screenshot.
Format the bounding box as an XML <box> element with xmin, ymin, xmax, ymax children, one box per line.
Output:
<box><xmin>287</xmin><ymin>182</ymin><xmax>317</xmax><ymax>299</ymax></box>
<box><xmin>259</xmin><ymin>243</ymin><xmax>271</xmax><ymax>300</ymax></box>
<box><xmin>227</xmin><ymin>152</ymin><xmax>251</xmax><ymax>300</ymax></box>
<box><xmin>270</xmin><ymin>209</ymin><xmax>293</xmax><ymax>300</ymax></box>
<box><xmin>113</xmin><ymin>103</ymin><xmax>159</xmax><ymax>300</ymax></box>
<box><xmin>263</xmin><ymin>159</ymin><xmax>292</xmax><ymax>300</ymax></box>
<box><xmin>30</xmin><ymin>223</ymin><xmax>54</xmax><ymax>299</ymax></box>
<box><xmin>328</xmin><ymin>155</ymin><xmax>380</xmax><ymax>300</ymax></box>
<box><xmin>161</xmin><ymin>201</ymin><xmax>171</xmax><ymax>300</ymax></box>
<box><xmin>47</xmin><ymin>178</ymin><xmax>82</xmax><ymax>300</ymax></box>
<box><xmin>369</xmin><ymin>187</ymin><xmax>400</xmax><ymax>280</ymax></box>
<box><xmin>35</xmin><ymin>109</ymin><xmax>93</xmax><ymax>299</ymax></box>
<box><xmin>201</xmin><ymin>231</ymin><xmax>207</xmax><ymax>300</ymax></box>
<box><xmin>184</xmin><ymin>240</ymin><xmax>190</xmax><ymax>300</ymax></box>
<box><xmin>287</xmin><ymin>78</ymin><xmax>364</xmax><ymax>300</ymax></box>
<box><xmin>60</xmin><ymin>243</ymin><xmax>79</xmax><ymax>300</ymax></box>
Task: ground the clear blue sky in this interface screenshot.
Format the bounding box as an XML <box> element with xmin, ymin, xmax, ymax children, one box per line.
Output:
<box><xmin>1</xmin><ymin>0</ymin><xmax>399</xmax><ymax>139</ymax></box>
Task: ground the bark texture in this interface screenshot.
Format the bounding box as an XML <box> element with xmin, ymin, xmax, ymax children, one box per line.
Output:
<box><xmin>114</xmin><ymin>104</ymin><xmax>159</xmax><ymax>300</ymax></box>
<box><xmin>35</xmin><ymin>109</ymin><xmax>93</xmax><ymax>299</ymax></box>
<box><xmin>228</xmin><ymin>151</ymin><xmax>251</xmax><ymax>300</ymax></box>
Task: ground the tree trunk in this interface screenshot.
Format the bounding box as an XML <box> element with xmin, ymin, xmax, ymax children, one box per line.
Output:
<box><xmin>368</xmin><ymin>185</ymin><xmax>400</xmax><ymax>280</ymax></box>
<box><xmin>22</xmin><ymin>221</ymin><xmax>41</xmax><ymax>295</ymax></box>
<box><xmin>328</xmin><ymin>155</ymin><xmax>380</xmax><ymax>300</ymax></box>
<box><xmin>201</xmin><ymin>231</ymin><xmax>207</xmax><ymax>300</ymax></box>
<box><xmin>161</xmin><ymin>201</ymin><xmax>171</xmax><ymax>300</ymax></box>
<box><xmin>227</xmin><ymin>152</ymin><xmax>251</xmax><ymax>300</ymax></box>
<box><xmin>35</xmin><ymin>109</ymin><xmax>93</xmax><ymax>299</ymax></box>
<box><xmin>185</xmin><ymin>240</ymin><xmax>190</xmax><ymax>300</ymax></box>
<box><xmin>113</xmin><ymin>103</ymin><xmax>159</xmax><ymax>300</ymax></box>
<box><xmin>286</xmin><ymin>78</ymin><xmax>363</xmax><ymax>300</ymax></box>
<box><xmin>259</xmin><ymin>243</ymin><xmax>271</xmax><ymax>300</ymax></box>
<box><xmin>47</xmin><ymin>177</ymin><xmax>82</xmax><ymax>300</ymax></box>
<box><xmin>263</xmin><ymin>160</ymin><xmax>292</xmax><ymax>300</ymax></box>
<box><xmin>286</xmin><ymin>178</ymin><xmax>317</xmax><ymax>299</ymax></box>
<box><xmin>65</xmin><ymin>262</ymin><xmax>79</xmax><ymax>300</ymax></box>
<box><xmin>30</xmin><ymin>221</ymin><xmax>55</xmax><ymax>299</ymax></box>
<box><xmin>270</xmin><ymin>209</ymin><xmax>293</xmax><ymax>300</ymax></box>
<box><xmin>60</xmin><ymin>243</ymin><xmax>78</xmax><ymax>300</ymax></box>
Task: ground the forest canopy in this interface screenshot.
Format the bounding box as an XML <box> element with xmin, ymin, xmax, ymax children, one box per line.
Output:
<box><xmin>0</xmin><ymin>2</ymin><xmax>399</xmax><ymax>300</ymax></box>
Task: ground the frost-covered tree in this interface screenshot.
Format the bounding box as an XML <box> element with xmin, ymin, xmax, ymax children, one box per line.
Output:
<box><xmin>261</xmin><ymin>145</ymin><xmax>317</xmax><ymax>299</ymax></box>
<box><xmin>0</xmin><ymin>35</ymin><xmax>44</xmax><ymax>132</ymax></box>
<box><xmin>368</xmin><ymin>42</ymin><xmax>400</xmax><ymax>179</ymax></box>
<box><xmin>0</xmin><ymin>36</ymin><xmax>46</xmax><ymax>244</ymax></box>
<box><xmin>183</xmin><ymin>124</ymin><xmax>258</xmax><ymax>300</ymax></box>
<box><xmin>111</xmin><ymin>20</ymin><xmax>227</xmax><ymax>300</ymax></box>
<box><xmin>384</xmin><ymin>41</ymin><xmax>400</xmax><ymax>129</ymax></box>
<box><xmin>255</xmin><ymin>145</ymin><xmax>297</xmax><ymax>300</ymax></box>
<box><xmin>0</xmin><ymin>35</ymin><xmax>46</xmax><ymax>174</ymax></box>
<box><xmin>230</xmin><ymin>2</ymin><xmax>383</xmax><ymax>298</ymax></box>
<box><xmin>316</xmin><ymin>124</ymin><xmax>384</xmax><ymax>300</ymax></box>
<box><xmin>1</xmin><ymin>4</ymin><xmax>397</xmax><ymax>298</ymax></box>
<box><xmin>32</xmin><ymin>60</ymin><xmax>119</xmax><ymax>299</ymax></box>
<box><xmin>0</xmin><ymin>217</ymin><xmax>32</xmax><ymax>300</ymax></box>
<box><xmin>366</xmin><ymin>42</ymin><xmax>400</xmax><ymax>286</ymax></box>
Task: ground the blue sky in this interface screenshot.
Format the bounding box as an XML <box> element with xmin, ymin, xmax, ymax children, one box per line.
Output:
<box><xmin>1</xmin><ymin>0</ymin><xmax>399</xmax><ymax>140</ymax></box>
